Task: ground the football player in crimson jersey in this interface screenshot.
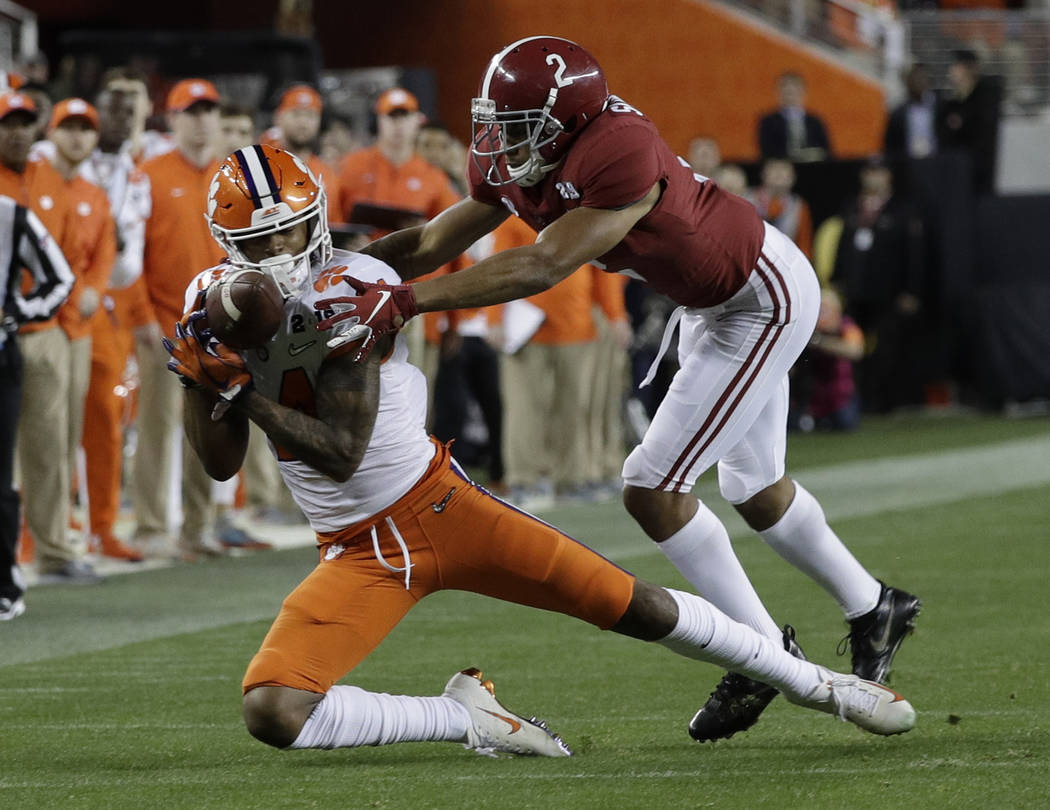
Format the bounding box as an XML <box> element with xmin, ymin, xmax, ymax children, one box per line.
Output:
<box><xmin>166</xmin><ymin>144</ymin><xmax>915</xmax><ymax>757</ymax></box>
<box><xmin>318</xmin><ymin>36</ymin><xmax>921</xmax><ymax>741</ymax></box>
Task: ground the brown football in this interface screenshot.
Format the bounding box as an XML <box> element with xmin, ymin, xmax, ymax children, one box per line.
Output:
<box><xmin>204</xmin><ymin>268</ymin><xmax>285</xmax><ymax>349</ymax></box>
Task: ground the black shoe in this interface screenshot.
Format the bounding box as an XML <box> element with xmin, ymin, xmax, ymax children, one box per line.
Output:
<box><xmin>839</xmin><ymin>582</ymin><xmax>921</xmax><ymax>684</ymax></box>
<box><xmin>688</xmin><ymin>626</ymin><xmax>805</xmax><ymax>743</ymax></box>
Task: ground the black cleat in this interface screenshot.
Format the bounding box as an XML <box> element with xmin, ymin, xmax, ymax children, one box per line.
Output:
<box><xmin>688</xmin><ymin>626</ymin><xmax>805</xmax><ymax>743</ymax></box>
<box><xmin>839</xmin><ymin>582</ymin><xmax>921</xmax><ymax>684</ymax></box>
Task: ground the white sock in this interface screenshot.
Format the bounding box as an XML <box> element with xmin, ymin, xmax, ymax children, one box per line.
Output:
<box><xmin>289</xmin><ymin>685</ymin><xmax>470</xmax><ymax>749</ymax></box>
<box><xmin>658</xmin><ymin>588</ymin><xmax>826</xmax><ymax>702</ymax></box>
<box><xmin>759</xmin><ymin>482</ymin><xmax>881</xmax><ymax>619</ymax></box>
<box><xmin>658</xmin><ymin>500</ymin><xmax>781</xmax><ymax>639</ymax></box>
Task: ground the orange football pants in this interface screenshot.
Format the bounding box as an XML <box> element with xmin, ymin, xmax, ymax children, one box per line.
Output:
<box><xmin>243</xmin><ymin>441</ymin><xmax>635</xmax><ymax>694</ymax></box>
<box><xmin>81</xmin><ymin>294</ymin><xmax>136</xmax><ymax>536</ymax></box>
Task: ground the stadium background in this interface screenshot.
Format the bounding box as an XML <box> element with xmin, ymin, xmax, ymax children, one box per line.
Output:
<box><xmin>3</xmin><ymin>4</ymin><xmax>1049</xmax><ymax>807</ymax></box>
<box><xmin>20</xmin><ymin>0</ymin><xmax>1050</xmax><ymax>405</ymax></box>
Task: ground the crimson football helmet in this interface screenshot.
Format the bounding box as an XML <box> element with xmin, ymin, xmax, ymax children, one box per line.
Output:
<box><xmin>471</xmin><ymin>36</ymin><xmax>609</xmax><ymax>187</ymax></box>
<box><xmin>207</xmin><ymin>144</ymin><xmax>332</xmax><ymax>298</ymax></box>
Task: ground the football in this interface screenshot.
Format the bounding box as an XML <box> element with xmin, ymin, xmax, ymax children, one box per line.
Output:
<box><xmin>204</xmin><ymin>268</ymin><xmax>285</xmax><ymax>349</ymax></box>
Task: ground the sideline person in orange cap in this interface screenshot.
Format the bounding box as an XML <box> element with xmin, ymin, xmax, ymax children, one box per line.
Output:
<box><xmin>165</xmin><ymin>78</ymin><xmax>221</xmax><ymax>113</ymax></box>
<box><xmin>334</xmin><ymin>87</ymin><xmax>454</xmax><ymax>230</ymax></box>
<box><xmin>131</xmin><ymin>78</ymin><xmax>225</xmax><ymax>561</ymax></box>
<box><xmin>261</xmin><ymin>84</ymin><xmax>329</xmax><ymax>188</ymax></box>
<box><xmin>0</xmin><ymin>90</ymin><xmax>105</xmax><ymax>582</ymax></box>
<box><xmin>45</xmin><ymin>98</ymin><xmax>122</xmax><ymax>560</ymax></box>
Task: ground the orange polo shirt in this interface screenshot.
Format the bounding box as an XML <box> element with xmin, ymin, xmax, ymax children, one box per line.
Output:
<box><xmin>58</xmin><ymin>176</ymin><xmax>117</xmax><ymax>341</ymax></box>
<box><xmin>140</xmin><ymin>149</ymin><xmax>223</xmax><ymax>338</ymax></box>
<box><xmin>335</xmin><ymin>146</ymin><xmax>460</xmax><ymax>231</ymax></box>
<box><xmin>591</xmin><ymin>267</ymin><xmax>628</xmax><ymax>323</ymax></box>
<box><xmin>492</xmin><ymin>216</ymin><xmax>596</xmax><ymax>345</ymax></box>
<box><xmin>0</xmin><ymin>157</ymin><xmax>75</xmax><ymax>334</ymax></box>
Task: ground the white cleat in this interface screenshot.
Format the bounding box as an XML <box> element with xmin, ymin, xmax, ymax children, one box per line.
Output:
<box><xmin>804</xmin><ymin>671</ymin><xmax>916</xmax><ymax>736</ymax></box>
<box><xmin>442</xmin><ymin>668</ymin><xmax>573</xmax><ymax>758</ymax></box>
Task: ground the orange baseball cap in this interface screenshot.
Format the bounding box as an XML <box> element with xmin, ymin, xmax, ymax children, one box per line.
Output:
<box><xmin>278</xmin><ymin>84</ymin><xmax>322</xmax><ymax>113</ymax></box>
<box><xmin>375</xmin><ymin>87</ymin><xmax>419</xmax><ymax>116</ymax></box>
<box><xmin>49</xmin><ymin>98</ymin><xmax>100</xmax><ymax>131</ymax></box>
<box><xmin>166</xmin><ymin>78</ymin><xmax>221</xmax><ymax>112</ymax></box>
<box><xmin>0</xmin><ymin>91</ymin><xmax>36</xmax><ymax>120</ymax></box>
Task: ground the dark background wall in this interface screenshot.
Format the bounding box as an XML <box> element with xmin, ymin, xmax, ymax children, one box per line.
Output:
<box><xmin>28</xmin><ymin>0</ymin><xmax>887</xmax><ymax>160</ymax></box>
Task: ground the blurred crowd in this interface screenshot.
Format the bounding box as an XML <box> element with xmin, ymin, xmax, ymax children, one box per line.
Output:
<box><xmin>0</xmin><ymin>44</ymin><xmax>1001</xmax><ymax>590</ymax></box>
<box><xmin>688</xmin><ymin>52</ymin><xmax>1001</xmax><ymax>432</ymax></box>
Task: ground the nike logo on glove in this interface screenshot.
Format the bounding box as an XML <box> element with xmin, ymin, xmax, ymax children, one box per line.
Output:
<box><xmin>365</xmin><ymin>289</ymin><xmax>391</xmax><ymax>325</ymax></box>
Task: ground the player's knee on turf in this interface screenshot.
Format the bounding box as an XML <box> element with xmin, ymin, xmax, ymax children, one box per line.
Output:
<box><xmin>610</xmin><ymin>579</ymin><xmax>677</xmax><ymax>641</ymax></box>
<box><xmin>242</xmin><ymin>686</ymin><xmax>322</xmax><ymax>748</ymax></box>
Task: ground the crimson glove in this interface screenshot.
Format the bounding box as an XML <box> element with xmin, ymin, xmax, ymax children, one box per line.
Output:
<box><xmin>316</xmin><ymin>277</ymin><xmax>419</xmax><ymax>361</ymax></box>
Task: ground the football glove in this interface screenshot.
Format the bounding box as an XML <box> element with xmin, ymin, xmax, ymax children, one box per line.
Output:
<box><xmin>316</xmin><ymin>277</ymin><xmax>419</xmax><ymax>361</ymax></box>
<box><xmin>163</xmin><ymin>308</ymin><xmax>252</xmax><ymax>420</ymax></box>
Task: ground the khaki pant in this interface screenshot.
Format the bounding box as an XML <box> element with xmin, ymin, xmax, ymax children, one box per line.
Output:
<box><xmin>131</xmin><ymin>336</ymin><xmax>215</xmax><ymax>543</ymax></box>
<box><xmin>16</xmin><ymin>327</ymin><xmax>74</xmax><ymax>569</ymax></box>
<box><xmin>587</xmin><ymin>315</ymin><xmax>628</xmax><ymax>482</ymax></box>
<box><xmin>500</xmin><ymin>340</ymin><xmax>597</xmax><ymax>489</ymax></box>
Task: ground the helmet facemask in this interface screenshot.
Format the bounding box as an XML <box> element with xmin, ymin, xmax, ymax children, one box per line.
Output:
<box><xmin>471</xmin><ymin>95</ymin><xmax>564</xmax><ymax>187</ymax></box>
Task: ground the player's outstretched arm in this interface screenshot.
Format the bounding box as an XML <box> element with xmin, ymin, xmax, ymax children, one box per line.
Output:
<box><xmin>233</xmin><ymin>337</ymin><xmax>389</xmax><ymax>482</ymax></box>
<box><xmin>410</xmin><ymin>182</ymin><xmax>662</xmax><ymax>313</ymax></box>
<box><xmin>360</xmin><ymin>197</ymin><xmax>508</xmax><ymax>281</ymax></box>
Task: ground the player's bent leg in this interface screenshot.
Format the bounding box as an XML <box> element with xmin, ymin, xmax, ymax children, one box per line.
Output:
<box><xmin>244</xmin><ymin>674</ymin><xmax>569</xmax><ymax>756</ymax></box>
<box><xmin>622</xmin><ymin>485</ymin><xmax>698</xmax><ymax>541</ymax></box>
<box><xmin>609</xmin><ymin>579</ymin><xmax>678</xmax><ymax>641</ymax></box>
<box><xmin>731</xmin><ymin>475</ymin><xmax>796</xmax><ymax>532</ymax></box>
<box><xmin>242</xmin><ymin>686</ymin><xmax>322</xmax><ymax>748</ymax></box>
<box><xmin>745</xmin><ymin>477</ymin><xmax>887</xmax><ymax>629</ymax></box>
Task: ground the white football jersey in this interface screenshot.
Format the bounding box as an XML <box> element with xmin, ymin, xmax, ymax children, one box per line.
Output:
<box><xmin>185</xmin><ymin>248</ymin><xmax>435</xmax><ymax>531</ymax></box>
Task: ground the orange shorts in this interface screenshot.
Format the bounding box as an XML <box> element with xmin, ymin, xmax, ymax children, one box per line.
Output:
<box><xmin>242</xmin><ymin>441</ymin><xmax>635</xmax><ymax>694</ymax></box>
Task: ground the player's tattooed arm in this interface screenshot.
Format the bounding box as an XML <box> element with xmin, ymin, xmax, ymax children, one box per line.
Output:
<box><xmin>183</xmin><ymin>386</ymin><xmax>250</xmax><ymax>481</ymax></box>
<box><xmin>360</xmin><ymin>197</ymin><xmax>508</xmax><ymax>280</ymax></box>
<box><xmin>235</xmin><ymin>335</ymin><xmax>392</xmax><ymax>482</ymax></box>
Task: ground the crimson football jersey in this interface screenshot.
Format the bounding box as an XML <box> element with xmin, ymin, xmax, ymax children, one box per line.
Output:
<box><xmin>469</xmin><ymin>97</ymin><xmax>764</xmax><ymax>308</ymax></box>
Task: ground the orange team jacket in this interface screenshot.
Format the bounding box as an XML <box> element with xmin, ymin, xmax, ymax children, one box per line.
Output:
<box><xmin>491</xmin><ymin>215</ymin><xmax>597</xmax><ymax>345</ymax></box>
<box><xmin>56</xmin><ymin>176</ymin><xmax>117</xmax><ymax>341</ymax></box>
<box><xmin>334</xmin><ymin>146</ymin><xmax>460</xmax><ymax>230</ymax></box>
<box><xmin>140</xmin><ymin>150</ymin><xmax>224</xmax><ymax>338</ymax></box>
<box><xmin>417</xmin><ymin>252</ymin><xmax>501</xmax><ymax>346</ymax></box>
<box><xmin>0</xmin><ymin>158</ymin><xmax>79</xmax><ymax>335</ymax></box>
<box><xmin>590</xmin><ymin>266</ymin><xmax>629</xmax><ymax>325</ymax></box>
<box><xmin>304</xmin><ymin>154</ymin><xmax>333</xmax><ymax>197</ymax></box>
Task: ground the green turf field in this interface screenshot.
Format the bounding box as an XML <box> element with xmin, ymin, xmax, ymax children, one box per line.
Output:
<box><xmin>3</xmin><ymin>412</ymin><xmax>1049</xmax><ymax>809</ymax></box>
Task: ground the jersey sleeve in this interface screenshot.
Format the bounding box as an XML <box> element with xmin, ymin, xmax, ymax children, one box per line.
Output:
<box><xmin>9</xmin><ymin>205</ymin><xmax>74</xmax><ymax>323</ymax></box>
<box><xmin>182</xmin><ymin>266</ymin><xmax>226</xmax><ymax>314</ymax></box>
<box><xmin>576</xmin><ymin>120</ymin><xmax>662</xmax><ymax>210</ymax></box>
<box><xmin>109</xmin><ymin>168</ymin><xmax>151</xmax><ymax>289</ymax></box>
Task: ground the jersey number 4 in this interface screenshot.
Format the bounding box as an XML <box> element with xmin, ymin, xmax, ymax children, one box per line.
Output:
<box><xmin>275</xmin><ymin>367</ymin><xmax>316</xmax><ymax>462</ymax></box>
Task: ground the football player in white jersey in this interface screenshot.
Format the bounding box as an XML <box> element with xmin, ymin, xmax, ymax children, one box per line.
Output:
<box><xmin>163</xmin><ymin>145</ymin><xmax>915</xmax><ymax>759</ymax></box>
